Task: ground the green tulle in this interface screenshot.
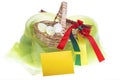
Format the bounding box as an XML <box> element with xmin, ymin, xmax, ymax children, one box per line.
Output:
<box><xmin>8</xmin><ymin>12</ymin><xmax>105</xmax><ymax>69</ymax></box>
<box><xmin>9</xmin><ymin>12</ymin><xmax>73</xmax><ymax>68</ymax></box>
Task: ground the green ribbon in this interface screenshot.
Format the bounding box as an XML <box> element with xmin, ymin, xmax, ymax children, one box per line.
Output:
<box><xmin>70</xmin><ymin>32</ymin><xmax>80</xmax><ymax>52</ymax></box>
<box><xmin>75</xmin><ymin>54</ymin><xmax>81</xmax><ymax>65</ymax></box>
<box><xmin>70</xmin><ymin>32</ymin><xmax>81</xmax><ymax>65</ymax></box>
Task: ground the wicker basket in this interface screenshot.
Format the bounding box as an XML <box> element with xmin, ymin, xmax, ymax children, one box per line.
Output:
<box><xmin>34</xmin><ymin>2</ymin><xmax>75</xmax><ymax>47</ymax></box>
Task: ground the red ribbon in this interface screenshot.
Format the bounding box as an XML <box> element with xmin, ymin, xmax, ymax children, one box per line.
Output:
<box><xmin>57</xmin><ymin>20</ymin><xmax>83</xmax><ymax>49</ymax></box>
<box><xmin>57</xmin><ymin>19</ymin><xmax>105</xmax><ymax>62</ymax></box>
<box><xmin>79</xmin><ymin>26</ymin><xmax>105</xmax><ymax>62</ymax></box>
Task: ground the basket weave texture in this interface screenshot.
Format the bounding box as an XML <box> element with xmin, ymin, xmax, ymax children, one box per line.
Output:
<box><xmin>34</xmin><ymin>2</ymin><xmax>75</xmax><ymax>47</ymax></box>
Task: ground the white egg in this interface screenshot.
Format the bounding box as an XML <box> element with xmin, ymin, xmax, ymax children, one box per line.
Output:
<box><xmin>46</xmin><ymin>26</ymin><xmax>55</xmax><ymax>36</ymax></box>
<box><xmin>38</xmin><ymin>23</ymin><xmax>47</xmax><ymax>32</ymax></box>
<box><xmin>54</xmin><ymin>23</ymin><xmax>63</xmax><ymax>33</ymax></box>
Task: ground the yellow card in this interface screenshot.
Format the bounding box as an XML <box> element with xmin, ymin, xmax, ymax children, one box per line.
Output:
<box><xmin>40</xmin><ymin>51</ymin><xmax>74</xmax><ymax>76</ymax></box>
<box><xmin>77</xmin><ymin>33</ymin><xmax>88</xmax><ymax>65</ymax></box>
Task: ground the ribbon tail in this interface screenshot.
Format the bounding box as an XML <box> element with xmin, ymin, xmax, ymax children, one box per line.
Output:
<box><xmin>57</xmin><ymin>28</ymin><xmax>72</xmax><ymax>50</ymax></box>
<box><xmin>70</xmin><ymin>32</ymin><xmax>80</xmax><ymax>51</ymax></box>
<box><xmin>74</xmin><ymin>33</ymin><xmax>88</xmax><ymax>65</ymax></box>
<box><xmin>85</xmin><ymin>35</ymin><xmax>105</xmax><ymax>62</ymax></box>
<box><xmin>75</xmin><ymin>54</ymin><xmax>81</xmax><ymax>65</ymax></box>
<box><xmin>78</xmin><ymin>33</ymin><xmax>88</xmax><ymax>65</ymax></box>
<box><xmin>70</xmin><ymin>32</ymin><xmax>81</xmax><ymax>65</ymax></box>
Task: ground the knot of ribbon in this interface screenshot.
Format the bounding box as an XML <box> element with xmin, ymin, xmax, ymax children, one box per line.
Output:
<box><xmin>57</xmin><ymin>20</ymin><xmax>83</xmax><ymax>51</ymax></box>
<box><xmin>57</xmin><ymin>19</ymin><xmax>105</xmax><ymax>62</ymax></box>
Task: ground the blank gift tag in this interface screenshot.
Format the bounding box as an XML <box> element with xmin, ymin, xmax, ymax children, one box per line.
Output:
<box><xmin>40</xmin><ymin>51</ymin><xmax>74</xmax><ymax>76</ymax></box>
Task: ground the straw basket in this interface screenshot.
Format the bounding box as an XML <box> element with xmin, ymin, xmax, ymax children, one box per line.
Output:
<box><xmin>34</xmin><ymin>2</ymin><xmax>76</xmax><ymax>47</ymax></box>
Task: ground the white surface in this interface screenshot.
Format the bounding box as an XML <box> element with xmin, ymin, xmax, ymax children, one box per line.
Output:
<box><xmin>0</xmin><ymin>0</ymin><xmax>120</xmax><ymax>80</ymax></box>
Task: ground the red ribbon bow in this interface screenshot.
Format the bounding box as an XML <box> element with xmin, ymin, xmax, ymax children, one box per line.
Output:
<box><xmin>57</xmin><ymin>20</ymin><xmax>105</xmax><ymax>62</ymax></box>
<box><xmin>57</xmin><ymin>20</ymin><xmax>83</xmax><ymax>49</ymax></box>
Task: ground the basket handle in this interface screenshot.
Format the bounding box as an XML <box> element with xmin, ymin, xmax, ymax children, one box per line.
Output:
<box><xmin>40</xmin><ymin>9</ymin><xmax>76</xmax><ymax>25</ymax></box>
<box><xmin>53</xmin><ymin>1</ymin><xmax>67</xmax><ymax>28</ymax></box>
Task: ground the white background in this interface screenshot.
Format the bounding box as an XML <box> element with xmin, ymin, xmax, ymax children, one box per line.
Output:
<box><xmin>0</xmin><ymin>0</ymin><xmax>120</xmax><ymax>80</ymax></box>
